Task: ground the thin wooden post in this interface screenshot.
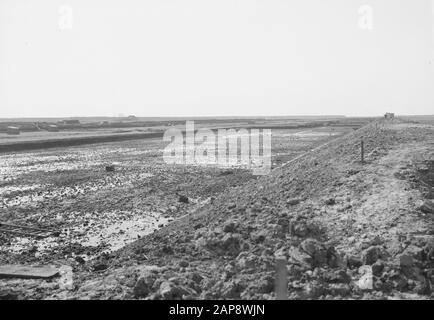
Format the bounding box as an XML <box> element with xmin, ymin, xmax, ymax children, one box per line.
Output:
<box><xmin>361</xmin><ymin>138</ymin><xmax>365</xmax><ymax>164</ymax></box>
<box><xmin>275</xmin><ymin>257</ymin><xmax>288</xmax><ymax>300</ymax></box>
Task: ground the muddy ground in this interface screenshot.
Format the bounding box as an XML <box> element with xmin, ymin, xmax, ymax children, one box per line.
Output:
<box><xmin>68</xmin><ymin>120</ymin><xmax>434</xmax><ymax>300</ymax></box>
<box><xmin>0</xmin><ymin>125</ymin><xmax>360</xmax><ymax>299</ymax></box>
<box><xmin>3</xmin><ymin>120</ymin><xmax>434</xmax><ymax>300</ymax></box>
<box><xmin>105</xmin><ymin>119</ymin><xmax>434</xmax><ymax>301</ymax></box>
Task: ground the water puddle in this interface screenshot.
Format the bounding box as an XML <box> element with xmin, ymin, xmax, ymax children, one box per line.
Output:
<box><xmin>78</xmin><ymin>213</ymin><xmax>169</xmax><ymax>253</ymax></box>
<box><xmin>0</xmin><ymin>211</ymin><xmax>170</xmax><ymax>259</ymax></box>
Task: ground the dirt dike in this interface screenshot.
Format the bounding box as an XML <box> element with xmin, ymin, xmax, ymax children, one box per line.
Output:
<box><xmin>3</xmin><ymin>119</ymin><xmax>434</xmax><ymax>300</ymax></box>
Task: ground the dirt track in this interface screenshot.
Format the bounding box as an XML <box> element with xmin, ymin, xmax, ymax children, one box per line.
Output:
<box><xmin>1</xmin><ymin>119</ymin><xmax>434</xmax><ymax>300</ymax></box>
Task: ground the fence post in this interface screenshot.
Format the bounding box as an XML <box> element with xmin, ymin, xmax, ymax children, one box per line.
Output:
<box><xmin>361</xmin><ymin>138</ymin><xmax>365</xmax><ymax>164</ymax></box>
<box><xmin>275</xmin><ymin>257</ymin><xmax>288</xmax><ymax>300</ymax></box>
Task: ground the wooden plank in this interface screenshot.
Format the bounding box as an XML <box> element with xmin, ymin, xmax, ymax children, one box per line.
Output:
<box><xmin>0</xmin><ymin>265</ymin><xmax>59</xmax><ymax>279</ymax></box>
<box><xmin>0</xmin><ymin>228</ymin><xmax>45</xmax><ymax>238</ymax></box>
<box><xmin>0</xmin><ymin>222</ymin><xmax>56</xmax><ymax>238</ymax></box>
<box><xmin>0</xmin><ymin>222</ymin><xmax>54</xmax><ymax>233</ymax></box>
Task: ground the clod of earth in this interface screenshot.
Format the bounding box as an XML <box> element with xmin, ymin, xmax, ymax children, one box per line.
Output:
<box><xmin>420</xmin><ymin>200</ymin><xmax>434</xmax><ymax>214</ymax></box>
<box><xmin>178</xmin><ymin>195</ymin><xmax>189</xmax><ymax>204</ymax></box>
<box><xmin>287</xmin><ymin>198</ymin><xmax>301</xmax><ymax>206</ymax></box>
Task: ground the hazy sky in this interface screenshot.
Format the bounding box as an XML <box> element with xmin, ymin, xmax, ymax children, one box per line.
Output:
<box><xmin>0</xmin><ymin>0</ymin><xmax>433</xmax><ymax>117</ymax></box>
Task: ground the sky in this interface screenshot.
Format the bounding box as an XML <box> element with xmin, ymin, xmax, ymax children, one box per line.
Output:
<box><xmin>0</xmin><ymin>0</ymin><xmax>433</xmax><ymax>118</ymax></box>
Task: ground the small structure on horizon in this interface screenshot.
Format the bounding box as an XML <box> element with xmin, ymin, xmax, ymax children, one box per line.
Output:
<box><xmin>384</xmin><ymin>113</ymin><xmax>395</xmax><ymax>120</ymax></box>
<box><xmin>123</xmin><ymin>115</ymin><xmax>138</xmax><ymax>122</ymax></box>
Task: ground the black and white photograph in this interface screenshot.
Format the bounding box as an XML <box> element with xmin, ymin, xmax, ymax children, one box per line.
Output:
<box><xmin>1</xmin><ymin>0</ymin><xmax>434</xmax><ymax>307</ymax></box>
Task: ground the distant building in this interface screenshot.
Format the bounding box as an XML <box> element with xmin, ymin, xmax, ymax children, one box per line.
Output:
<box><xmin>384</xmin><ymin>113</ymin><xmax>395</xmax><ymax>120</ymax></box>
<box><xmin>6</xmin><ymin>126</ymin><xmax>20</xmax><ymax>135</ymax></box>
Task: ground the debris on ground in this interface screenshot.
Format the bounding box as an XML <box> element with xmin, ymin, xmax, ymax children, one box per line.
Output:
<box><xmin>105</xmin><ymin>165</ymin><xmax>115</xmax><ymax>172</ymax></box>
<box><xmin>178</xmin><ymin>195</ymin><xmax>189</xmax><ymax>204</ymax></box>
<box><xmin>420</xmin><ymin>200</ymin><xmax>434</xmax><ymax>214</ymax></box>
<box><xmin>0</xmin><ymin>264</ymin><xmax>59</xmax><ymax>279</ymax></box>
<box><xmin>0</xmin><ymin>222</ymin><xmax>58</xmax><ymax>239</ymax></box>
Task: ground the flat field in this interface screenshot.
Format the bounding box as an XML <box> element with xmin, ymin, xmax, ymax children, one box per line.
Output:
<box><xmin>0</xmin><ymin>123</ymin><xmax>355</xmax><ymax>265</ymax></box>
